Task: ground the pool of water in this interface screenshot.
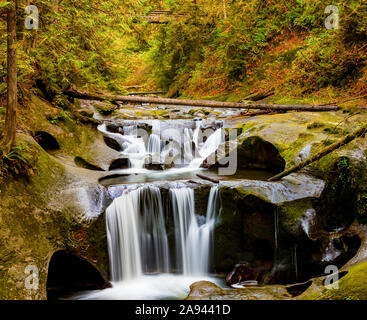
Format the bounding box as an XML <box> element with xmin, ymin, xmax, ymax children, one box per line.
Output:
<box><xmin>99</xmin><ymin>168</ymin><xmax>274</xmax><ymax>185</ymax></box>
<box><xmin>67</xmin><ymin>274</ymin><xmax>227</xmax><ymax>300</ymax></box>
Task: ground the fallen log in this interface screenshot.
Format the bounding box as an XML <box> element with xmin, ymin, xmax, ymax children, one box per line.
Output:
<box><xmin>64</xmin><ymin>90</ymin><xmax>339</xmax><ymax>112</ymax></box>
<box><xmin>196</xmin><ymin>174</ymin><xmax>220</xmax><ymax>184</ymax></box>
<box><xmin>241</xmin><ymin>110</ymin><xmax>283</xmax><ymax>117</ymax></box>
<box><xmin>127</xmin><ymin>91</ymin><xmax>167</xmax><ymax>96</ymax></box>
<box><xmin>268</xmin><ymin>125</ymin><xmax>367</xmax><ymax>182</ymax></box>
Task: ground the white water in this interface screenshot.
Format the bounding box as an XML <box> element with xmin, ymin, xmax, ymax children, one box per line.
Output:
<box><xmin>71</xmin><ymin>274</ymin><xmax>223</xmax><ymax>300</ymax></box>
<box><xmin>106</xmin><ymin>186</ymin><xmax>170</xmax><ymax>281</ymax></box>
<box><xmin>96</xmin><ymin>185</ymin><xmax>220</xmax><ymax>299</ymax></box>
<box><xmin>189</xmin><ymin>128</ymin><xmax>224</xmax><ymax>169</ymax></box>
<box><xmin>106</xmin><ymin>189</ymin><xmax>142</xmax><ymax>281</ymax></box>
<box><xmin>98</xmin><ymin>120</ymin><xmax>224</xmax><ymax>173</ymax></box>
<box><xmin>183</xmin><ymin>128</ymin><xmax>194</xmax><ymax>164</ymax></box>
<box><xmin>140</xmin><ymin>186</ymin><xmax>170</xmax><ymax>273</ymax></box>
<box><xmin>170</xmin><ymin>186</ymin><xmax>219</xmax><ymax>275</ymax></box>
<box><xmin>301</xmin><ymin>208</ymin><xmax>316</xmax><ymax>238</ymax></box>
<box><xmin>148</xmin><ymin>133</ymin><xmax>161</xmax><ymax>153</ymax></box>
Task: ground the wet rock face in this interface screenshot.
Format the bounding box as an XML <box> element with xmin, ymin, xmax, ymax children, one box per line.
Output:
<box><xmin>214</xmin><ymin>180</ymin><xmax>363</xmax><ymax>286</ymax></box>
<box><xmin>214</xmin><ymin>187</ymin><xmax>277</xmax><ymax>275</ymax></box>
<box><xmin>0</xmin><ymin>135</ymin><xmax>110</xmax><ymax>299</ymax></box>
<box><xmin>236</xmin><ymin>136</ymin><xmax>286</xmax><ymax>173</ymax></box>
<box><xmin>207</xmin><ymin>136</ymin><xmax>285</xmax><ymax>173</ymax></box>
<box><xmin>315</xmin><ymin>156</ymin><xmax>357</xmax><ymax>232</ymax></box>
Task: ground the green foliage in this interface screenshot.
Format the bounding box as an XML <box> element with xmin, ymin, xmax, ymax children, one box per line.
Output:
<box><xmin>0</xmin><ymin>0</ymin><xmax>150</xmax><ymax>102</ymax></box>
<box><xmin>1</xmin><ymin>145</ymin><xmax>34</xmax><ymax>177</ymax></box>
<box><xmin>1</xmin><ymin>0</ymin><xmax>366</xmax><ymax>102</ymax></box>
<box><xmin>145</xmin><ymin>0</ymin><xmax>367</xmax><ymax>96</ymax></box>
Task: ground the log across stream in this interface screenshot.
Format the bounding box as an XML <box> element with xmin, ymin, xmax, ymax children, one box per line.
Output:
<box><xmin>65</xmin><ymin>90</ymin><xmax>340</xmax><ymax>112</ymax></box>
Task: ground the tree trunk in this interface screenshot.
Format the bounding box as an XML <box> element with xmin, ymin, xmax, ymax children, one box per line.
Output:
<box><xmin>1</xmin><ymin>0</ymin><xmax>17</xmax><ymax>153</ymax></box>
<box><xmin>64</xmin><ymin>90</ymin><xmax>339</xmax><ymax>112</ymax></box>
<box><xmin>127</xmin><ymin>91</ymin><xmax>167</xmax><ymax>96</ymax></box>
<box><xmin>268</xmin><ymin>125</ymin><xmax>367</xmax><ymax>182</ymax></box>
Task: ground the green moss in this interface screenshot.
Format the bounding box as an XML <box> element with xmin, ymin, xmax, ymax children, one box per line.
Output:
<box><xmin>323</xmin><ymin>126</ymin><xmax>345</xmax><ymax>135</ymax></box>
<box><xmin>306</xmin><ymin>121</ymin><xmax>326</xmax><ymax>130</ymax></box>
<box><xmin>278</xmin><ymin>132</ymin><xmax>314</xmax><ymax>166</ymax></box>
<box><xmin>94</xmin><ymin>101</ymin><xmax>117</xmax><ymax>116</ymax></box>
<box><xmin>280</xmin><ymin>199</ymin><xmax>313</xmax><ymax>237</ymax></box>
<box><xmin>301</xmin><ymin>261</ymin><xmax>367</xmax><ymax>300</ymax></box>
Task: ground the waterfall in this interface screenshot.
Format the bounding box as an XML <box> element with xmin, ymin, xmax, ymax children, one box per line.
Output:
<box><xmin>183</xmin><ymin>128</ymin><xmax>193</xmax><ymax>164</ymax></box>
<box><xmin>106</xmin><ymin>185</ymin><xmax>220</xmax><ymax>282</ymax></box>
<box><xmin>148</xmin><ymin>133</ymin><xmax>161</xmax><ymax>154</ymax></box>
<box><xmin>121</xmin><ymin>125</ymin><xmax>147</xmax><ymax>169</ymax></box>
<box><xmin>97</xmin><ymin>123</ymin><xmax>130</xmax><ymax>148</ymax></box>
<box><xmin>106</xmin><ymin>189</ymin><xmax>142</xmax><ymax>282</ymax></box>
<box><xmin>99</xmin><ymin>119</ymin><xmax>225</xmax><ymax>172</ymax></box>
<box><xmin>189</xmin><ymin>128</ymin><xmax>224</xmax><ymax>169</ymax></box>
<box><xmin>106</xmin><ymin>186</ymin><xmax>170</xmax><ymax>282</ymax></box>
<box><xmin>140</xmin><ymin>186</ymin><xmax>170</xmax><ymax>273</ymax></box>
<box><xmin>170</xmin><ymin>186</ymin><xmax>219</xmax><ymax>275</ymax></box>
<box><xmin>192</xmin><ymin>120</ymin><xmax>202</xmax><ymax>150</ymax></box>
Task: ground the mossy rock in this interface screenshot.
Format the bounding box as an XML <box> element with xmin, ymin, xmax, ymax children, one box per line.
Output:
<box><xmin>0</xmin><ymin>134</ymin><xmax>109</xmax><ymax>299</ymax></box>
<box><xmin>237</xmin><ymin>136</ymin><xmax>286</xmax><ymax>173</ymax></box>
<box><xmin>299</xmin><ymin>261</ymin><xmax>367</xmax><ymax>300</ymax></box>
<box><xmin>313</xmin><ymin>156</ymin><xmax>358</xmax><ymax>232</ymax></box>
<box><xmin>194</xmin><ymin>184</ymin><xmax>211</xmax><ymax>215</ymax></box>
<box><xmin>94</xmin><ymin>101</ymin><xmax>117</xmax><ymax>116</ymax></box>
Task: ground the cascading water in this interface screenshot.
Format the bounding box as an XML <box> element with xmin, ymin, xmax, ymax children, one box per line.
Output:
<box><xmin>83</xmin><ymin>117</ymin><xmax>227</xmax><ymax>300</ymax></box>
<box><xmin>106</xmin><ymin>189</ymin><xmax>142</xmax><ymax>282</ymax></box>
<box><xmin>188</xmin><ymin>128</ymin><xmax>224</xmax><ymax>169</ymax></box>
<box><xmin>140</xmin><ymin>186</ymin><xmax>170</xmax><ymax>273</ymax></box>
<box><xmin>183</xmin><ymin>128</ymin><xmax>194</xmax><ymax>164</ymax></box>
<box><xmin>170</xmin><ymin>186</ymin><xmax>219</xmax><ymax>275</ymax></box>
<box><xmin>148</xmin><ymin>133</ymin><xmax>161</xmax><ymax>154</ymax></box>
<box><xmin>106</xmin><ymin>186</ymin><xmax>170</xmax><ymax>281</ymax></box>
<box><xmin>80</xmin><ymin>184</ymin><xmax>223</xmax><ymax>300</ymax></box>
<box><xmin>106</xmin><ymin>185</ymin><xmax>219</xmax><ymax>280</ymax></box>
<box><xmin>122</xmin><ymin>125</ymin><xmax>147</xmax><ymax>169</ymax></box>
<box><xmin>99</xmin><ymin>119</ymin><xmax>224</xmax><ymax>173</ymax></box>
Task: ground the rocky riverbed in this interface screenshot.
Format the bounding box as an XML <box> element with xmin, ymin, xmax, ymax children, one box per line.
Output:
<box><xmin>1</xmin><ymin>95</ymin><xmax>367</xmax><ymax>300</ymax></box>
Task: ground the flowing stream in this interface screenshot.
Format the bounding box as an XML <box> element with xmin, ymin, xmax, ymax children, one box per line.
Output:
<box><xmin>74</xmin><ymin>184</ymin><xmax>221</xmax><ymax>299</ymax></box>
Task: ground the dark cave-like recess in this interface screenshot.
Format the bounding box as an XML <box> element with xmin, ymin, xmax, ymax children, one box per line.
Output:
<box><xmin>47</xmin><ymin>251</ymin><xmax>110</xmax><ymax>300</ymax></box>
<box><xmin>34</xmin><ymin>131</ymin><xmax>60</xmax><ymax>151</ymax></box>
